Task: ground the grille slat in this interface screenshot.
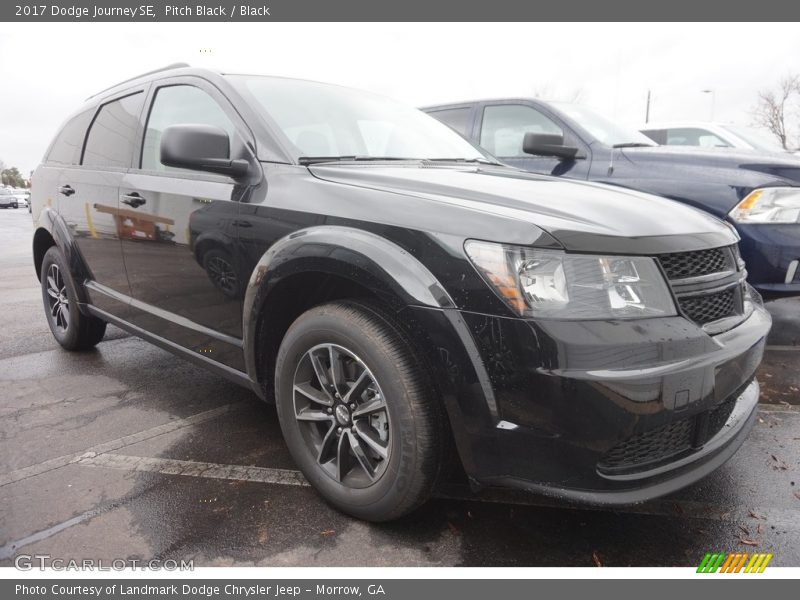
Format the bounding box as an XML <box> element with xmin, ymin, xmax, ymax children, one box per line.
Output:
<box><xmin>598</xmin><ymin>419</ymin><xmax>693</xmax><ymax>472</ymax></box>
<box><xmin>657</xmin><ymin>246</ymin><xmax>741</xmax><ymax>327</ymax></box>
<box><xmin>678</xmin><ymin>288</ymin><xmax>736</xmax><ymax>325</ymax></box>
<box><xmin>658</xmin><ymin>247</ymin><xmax>729</xmax><ymax>279</ymax></box>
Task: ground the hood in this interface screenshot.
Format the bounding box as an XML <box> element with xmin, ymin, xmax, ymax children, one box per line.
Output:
<box><xmin>309</xmin><ymin>163</ymin><xmax>737</xmax><ymax>254</ymax></box>
<box><xmin>620</xmin><ymin>145</ymin><xmax>800</xmax><ymax>185</ymax></box>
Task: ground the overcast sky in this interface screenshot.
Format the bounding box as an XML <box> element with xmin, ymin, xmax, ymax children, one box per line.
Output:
<box><xmin>1</xmin><ymin>22</ymin><xmax>799</xmax><ymax>176</ymax></box>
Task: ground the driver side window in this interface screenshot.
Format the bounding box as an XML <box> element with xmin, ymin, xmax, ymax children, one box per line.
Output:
<box><xmin>480</xmin><ymin>105</ymin><xmax>562</xmax><ymax>158</ymax></box>
<box><xmin>141</xmin><ymin>85</ymin><xmax>236</xmax><ymax>172</ymax></box>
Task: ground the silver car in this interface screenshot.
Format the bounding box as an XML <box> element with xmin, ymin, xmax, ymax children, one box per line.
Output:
<box><xmin>0</xmin><ymin>188</ymin><xmax>19</xmax><ymax>209</ymax></box>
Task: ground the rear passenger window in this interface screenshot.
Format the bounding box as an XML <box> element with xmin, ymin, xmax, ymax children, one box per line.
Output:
<box><xmin>46</xmin><ymin>110</ymin><xmax>93</xmax><ymax>165</ymax></box>
<box><xmin>82</xmin><ymin>92</ymin><xmax>144</xmax><ymax>169</ymax></box>
<box><xmin>141</xmin><ymin>85</ymin><xmax>235</xmax><ymax>172</ymax></box>
<box><xmin>428</xmin><ymin>107</ymin><xmax>472</xmax><ymax>136</ymax></box>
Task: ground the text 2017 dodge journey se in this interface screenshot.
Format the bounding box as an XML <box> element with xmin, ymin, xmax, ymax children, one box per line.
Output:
<box><xmin>31</xmin><ymin>65</ymin><xmax>770</xmax><ymax>521</ymax></box>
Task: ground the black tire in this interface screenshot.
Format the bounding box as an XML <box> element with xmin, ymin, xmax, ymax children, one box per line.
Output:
<box><xmin>274</xmin><ymin>301</ymin><xmax>446</xmax><ymax>521</ymax></box>
<box><xmin>40</xmin><ymin>246</ymin><xmax>106</xmax><ymax>351</ymax></box>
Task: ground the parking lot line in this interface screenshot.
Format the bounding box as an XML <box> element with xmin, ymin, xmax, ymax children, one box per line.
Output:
<box><xmin>0</xmin><ymin>403</ymin><xmax>237</xmax><ymax>488</ymax></box>
<box><xmin>75</xmin><ymin>451</ymin><xmax>309</xmax><ymax>486</ymax></box>
<box><xmin>74</xmin><ymin>451</ymin><xmax>800</xmax><ymax>532</ymax></box>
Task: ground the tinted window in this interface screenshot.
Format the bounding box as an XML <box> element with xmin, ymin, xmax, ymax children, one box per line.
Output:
<box><xmin>82</xmin><ymin>93</ymin><xmax>144</xmax><ymax>168</ymax></box>
<box><xmin>641</xmin><ymin>129</ymin><xmax>667</xmax><ymax>144</ymax></box>
<box><xmin>142</xmin><ymin>85</ymin><xmax>235</xmax><ymax>172</ymax></box>
<box><xmin>428</xmin><ymin>107</ymin><xmax>472</xmax><ymax>136</ymax></box>
<box><xmin>46</xmin><ymin>110</ymin><xmax>93</xmax><ymax>165</ymax></box>
<box><xmin>480</xmin><ymin>105</ymin><xmax>562</xmax><ymax>157</ymax></box>
<box><xmin>665</xmin><ymin>128</ymin><xmax>729</xmax><ymax>148</ymax></box>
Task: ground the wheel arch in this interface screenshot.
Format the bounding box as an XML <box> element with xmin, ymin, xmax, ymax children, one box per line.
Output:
<box><xmin>242</xmin><ymin>226</ymin><xmax>456</xmax><ymax>399</ymax></box>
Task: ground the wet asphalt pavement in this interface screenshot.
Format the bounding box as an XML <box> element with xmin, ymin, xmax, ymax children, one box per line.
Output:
<box><xmin>0</xmin><ymin>209</ymin><xmax>798</xmax><ymax>567</ymax></box>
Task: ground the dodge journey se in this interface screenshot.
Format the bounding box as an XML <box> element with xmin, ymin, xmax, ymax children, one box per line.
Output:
<box><xmin>31</xmin><ymin>64</ymin><xmax>771</xmax><ymax>521</ymax></box>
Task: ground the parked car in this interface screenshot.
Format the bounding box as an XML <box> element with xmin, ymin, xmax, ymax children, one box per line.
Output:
<box><xmin>423</xmin><ymin>99</ymin><xmax>800</xmax><ymax>294</ymax></box>
<box><xmin>0</xmin><ymin>187</ymin><xmax>19</xmax><ymax>208</ymax></box>
<box><xmin>32</xmin><ymin>65</ymin><xmax>770</xmax><ymax>521</ymax></box>
<box><xmin>12</xmin><ymin>189</ymin><xmax>30</xmax><ymax>208</ymax></box>
<box><xmin>639</xmin><ymin>121</ymin><xmax>794</xmax><ymax>155</ymax></box>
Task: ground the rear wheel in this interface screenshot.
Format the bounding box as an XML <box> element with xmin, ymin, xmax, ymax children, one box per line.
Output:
<box><xmin>40</xmin><ymin>246</ymin><xmax>106</xmax><ymax>351</ymax></box>
<box><xmin>274</xmin><ymin>301</ymin><xmax>446</xmax><ymax>521</ymax></box>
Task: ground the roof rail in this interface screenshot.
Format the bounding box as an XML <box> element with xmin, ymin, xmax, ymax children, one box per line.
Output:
<box><xmin>86</xmin><ymin>62</ymin><xmax>191</xmax><ymax>100</ymax></box>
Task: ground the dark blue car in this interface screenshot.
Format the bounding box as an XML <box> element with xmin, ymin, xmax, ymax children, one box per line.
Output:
<box><xmin>423</xmin><ymin>99</ymin><xmax>800</xmax><ymax>294</ymax></box>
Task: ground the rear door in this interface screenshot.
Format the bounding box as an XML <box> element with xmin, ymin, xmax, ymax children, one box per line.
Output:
<box><xmin>57</xmin><ymin>91</ymin><xmax>146</xmax><ymax>317</ymax></box>
<box><xmin>119</xmin><ymin>77</ymin><xmax>254</xmax><ymax>371</ymax></box>
<box><xmin>475</xmin><ymin>101</ymin><xmax>591</xmax><ymax>178</ymax></box>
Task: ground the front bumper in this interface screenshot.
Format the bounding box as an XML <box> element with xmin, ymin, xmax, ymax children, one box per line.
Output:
<box><xmin>736</xmin><ymin>222</ymin><xmax>800</xmax><ymax>293</ymax></box>
<box><xmin>409</xmin><ymin>302</ymin><xmax>771</xmax><ymax>505</ymax></box>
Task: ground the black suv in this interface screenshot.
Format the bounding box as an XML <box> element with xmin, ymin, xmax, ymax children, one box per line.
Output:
<box><xmin>32</xmin><ymin>65</ymin><xmax>770</xmax><ymax>521</ymax></box>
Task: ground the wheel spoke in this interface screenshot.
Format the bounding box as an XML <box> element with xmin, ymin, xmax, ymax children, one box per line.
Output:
<box><xmin>336</xmin><ymin>432</ymin><xmax>352</xmax><ymax>482</ymax></box>
<box><xmin>352</xmin><ymin>396</ymin><xmax>386</xmax><ymax>418</ymax></box>
<box><xmin>329</xmin><ymin>345</ymin><xmax>348</xmax><ymax>396</ymax></box>
<box><xmin>310</xmin><ymin>350</ymin><xmax>335</xmax><ymax>399</ymax></box>
<box><xmin>347</xmin><ymin>430</ymin><xmax>377</xmax><ymax>480</ymax></box>
<box><xmin>295</xmin><ymin>407</ymin><xmax>332</xmax><ymax>422</ymax></box>
<box><xmin>50</xmin><ymin>301</ymin><xmax>60</xmax><ymax>318</ymax></box>
<box><xmin>47</xmin><ymin>275</ymin><xmax>58</xmax><ymax>292</ymax></box>
<box><xmin>344</xmin><ymin>369</ymin><xmax>371</xmax><ymax>403</ymax></box>
<box><xmin>46</xmin><ymin>287</ymin><xmax>59</xmax><ymax>299</ymax></box>
<box><xmin>294</xmin><ymin>382</ymin><xmax>333</xmax><ymax>407</ymax></box>
<box><xmin>316</xmin><ymin>423</ymin><xmax>338</xmax><ymax>465</ymax></box>
<box><xmin>353</xmin><ymin>421</ymin><xmax>389</xmax><ymax>459</ymax></box>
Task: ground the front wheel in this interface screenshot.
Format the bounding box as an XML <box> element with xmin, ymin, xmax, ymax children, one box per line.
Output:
<box><xmin>274</xmin><ymin>301</ymin><xmax>446</xmax><ymax>521</ymax></box>
<box><xmin>40</xmin><ymin>246</ymin><xmax>106</xmax><ymax>351</ymax></box>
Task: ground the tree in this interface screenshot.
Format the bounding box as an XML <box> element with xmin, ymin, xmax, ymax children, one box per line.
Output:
<box><xmin>751</xmin><ymin>74</ymin><xmax>800</xmax><ymax>150</ymax></box>
<box><xmin>1</xmin><ymin>166</ymin><xmax>26</xmax><ymax>188</ymax></box>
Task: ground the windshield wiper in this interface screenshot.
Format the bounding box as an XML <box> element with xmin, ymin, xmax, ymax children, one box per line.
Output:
<box><xmin>298</xmin><ymin>156</ymin><xmax>416</xmax><ymax>165</ymax></box>
<box><xmin>611</xmin><ymin>142</ymin><xmax>654</xmax><ymax>149</ymax></box>
<box><xmin>423</xmin><ymin>157</ymin><xmax>504</xmax><ymax>166</ymax></box>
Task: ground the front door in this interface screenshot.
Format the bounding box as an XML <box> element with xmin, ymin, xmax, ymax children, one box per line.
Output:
<box><xmin>119</xmin><ymin>80</ymin><xmax>252</xmax><ymax>371</ymax></box>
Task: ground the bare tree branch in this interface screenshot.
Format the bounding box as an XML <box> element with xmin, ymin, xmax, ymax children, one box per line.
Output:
<box><xmin>751</xmin><ymin>74</ymin><xmax>800</xmax><ymax>150</ymax></box>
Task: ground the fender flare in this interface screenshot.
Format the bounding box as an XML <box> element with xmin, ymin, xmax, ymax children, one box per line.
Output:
<box><xmin>241</xmin><ymin>225</ymin><xmax>456</xmax><ymax>388</ymax></box>
<box><xmin>34</xmin><ymin>206</ymin><xmax>94</xmax><ymax>306</ymax></box>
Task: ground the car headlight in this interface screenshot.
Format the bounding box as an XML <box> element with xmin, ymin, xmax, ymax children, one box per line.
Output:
<box><xmin>730</xmin><ymin>187</ymin><xmax>800</xmax><ymax>224</ymax></box>
<box><xmin>464</xmin><ymin>240</ymin><xmax>677</xmax><ymax>319</ymax></box>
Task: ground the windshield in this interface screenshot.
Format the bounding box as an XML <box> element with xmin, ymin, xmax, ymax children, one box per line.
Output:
<box><xmin>552</xmin><ymin>102</ymin><xmax>656</xmax><ymax>148</ymax></box>
<box><xmin>721</xmin><ymin>124</ymin><xmax>787</xmax><ymax>153</ymax></box>
<box><xmin>228</xmin><ymin>76</ymin><xmax>487</xmax><ymax>162</ymax></box>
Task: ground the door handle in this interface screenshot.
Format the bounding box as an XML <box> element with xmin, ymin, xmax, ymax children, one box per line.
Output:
<box><xmin>59</xmin><ymin>185</ymin><xmax>75</xmax><ymax>197</ymax></box>
<box><xmin>121</xmin><ymin>192</ymin><xmax>147</xmax><ymax>208</ymax></box>
<box><xmin>232</xmin><ymin>220</ymin><xmax>252</xmax><ymax>228</ymax></box>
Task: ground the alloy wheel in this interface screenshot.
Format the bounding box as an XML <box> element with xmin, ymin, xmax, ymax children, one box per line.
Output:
<box><xmin>45</xmin><ymin>264</ymin><xmax>70</xmax><ymax>332</ymax></box>
<box><xmin>206</xmin><ymin>255</ymin><xmax>238</xmax><ymax>296</ymax></box>
<box><xmin>292</xmin><ymin>343</ymin><xmax>391</xmax><ymax>488</ymax></box>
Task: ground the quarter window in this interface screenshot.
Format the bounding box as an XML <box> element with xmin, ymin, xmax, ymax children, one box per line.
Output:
<box><xmin>82</xmin><ymin>93</ymin><xmax>144</xmax><ymax>168</ymax></box>
<box><xmin>480</xmin><ymin>105</ymin><xmax>563</xmax><ymax>158</ymax></box>
<box><xmin>141</xmin><ymin>85</ymin><xmax>235</xmax><ymax>172</ymax></box>
<box><xmin>46</xmin><ymin>110</ymin><xmax>93</xmax><ymax>165</ymax></box>
<box><xmin>428</xmin><ymin>107</ymin><xmax>472</xmax><ymax>136</ymax></box>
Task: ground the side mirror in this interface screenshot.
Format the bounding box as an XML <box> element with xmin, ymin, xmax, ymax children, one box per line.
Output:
<box><xmin>522</xmin><ymin>132</ymin><xmax>579</xmax><ymax>160</ymax></box>
<box><xmin>160</xmin><ymin>124</ymin><xmax>250</xmax><ymax>178</ymax></box>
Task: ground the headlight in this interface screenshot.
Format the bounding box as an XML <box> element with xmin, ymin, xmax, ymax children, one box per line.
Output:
<box><xmin>464</xmin><ymin>241</ymin><xmax>677</xmax><ymax>319</ymax></box>
<box><xmin>730</xmin><ymin>187</ymin><xmax>800</xmax><ymax>224</ymax></box>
